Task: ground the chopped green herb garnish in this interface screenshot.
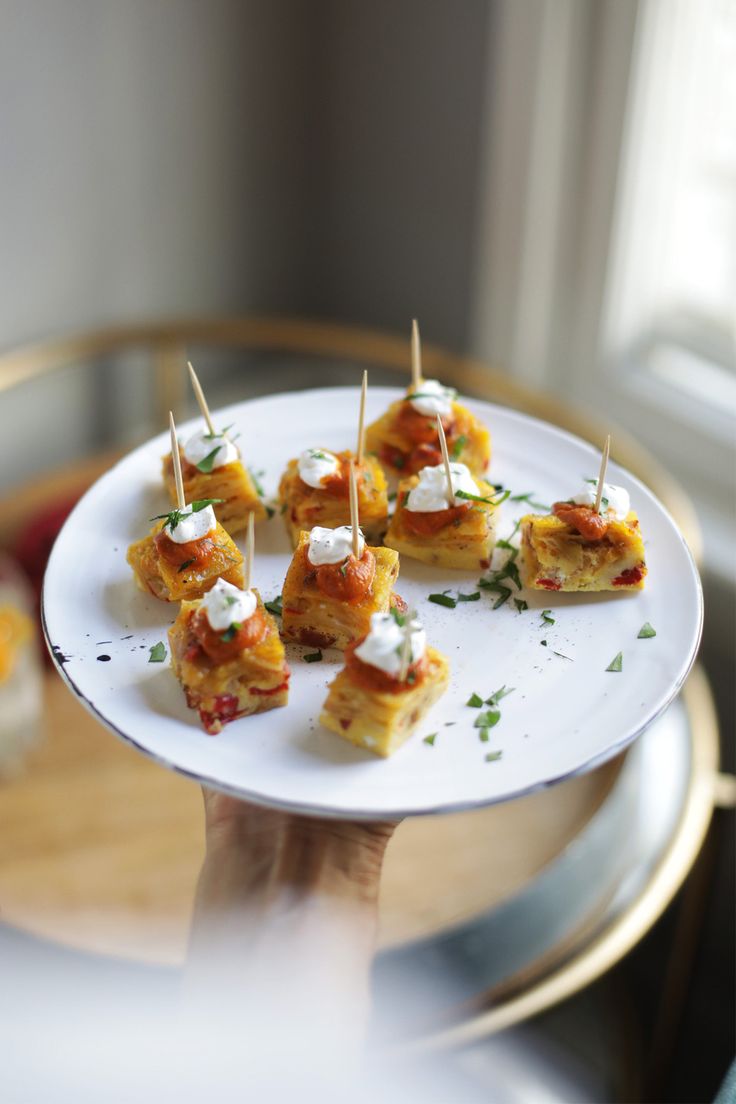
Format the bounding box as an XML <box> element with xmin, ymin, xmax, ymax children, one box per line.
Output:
<box><xmin>304</xmin><ymin>650</ymin><xmax>323</xmax><ymax>663</ymax></box>
<box><xmin>513</xmin><ymin>599</ymin><xmax>528</xmax><ymax>613</ymax></box>
<box><xmin>456</xmin><ymin>488</ymin><xmax>511</xmax><ymax>506</ymax></box>
<box><xmin>485</xmin><ymin>750</ymin><xmax>503</xmax><ymax>763</ymax></box>
<box><xmin>541</xmin><ymin>609</ymin><xmax>555</xmax><ymax>625</ymax></box>
<box><xmin>151</xmin><ymin>498</ymin><xmax>224</xmax><ymax>531</ymax></box>
<box><xmin>638</xmin><ymin>622</ymin><xmax>657</xmax><ymax>639</ymax></box>
<box><xmin>509</xmin><ymin>492</ymin><xmax>551</xmax><ymax>511</ymax></box>
<box><xmin>265</xmin><ymin>596</ymin><xmax>283</xmax><ymax>616</ymax></box>
<box><xmin>496</xmin><ymin>519</ymin><xmax>522</xmax><ymax>550</ymax></box>
<box><xmin>486</xmin><ymin>686</ymin><xmax>514</xmax><ymax>706</ymax></box>
<box><xmin>500</xmin><ymin>561</ymin><xmax>522</xmax><ymax>590</ymax></box>
<box><xmin>429</xmin><ymin>592</ymin><xmax>457</xmax><ymax>608</ymax></box>
<box><xmin>148</xmin><ymin>641</ymin><xmax>167</xmax><ymax>663</ymax></box>
<box><xmin>404</xmin><ymin>388</ymin><xmax>457</xmax><ymax>402</ymax></box>
<box><xmin>451</xmin><ymin>434</ymin><xmax>468</xmax><ymax>459</ymax></box>
<box><xmin>478</xmin><ymin>728</ymin><xmax>490</xmax><ymax>743</ymax></box>
<box><xmin>466</xmin><ymin>692</ymin><xmax>484</xmax><ymax>708</ymax></box>
<box><xmin>389</xmin><ymin>606</ymin><xmax>407</xmax><ymax>627</ymax></box>
<box><xmin>474</xmin><ymin>708</ymin><xmax>501</xmax><ymax>729</ymax></box>
<box><xmin>221</xmin><ymin>622</ymin><xmax>242</xmax><ymax>642</ymax></box>
<box><xmin>203</xmin><ymin>423</ymin><xmax>234</xmax><ymax>440</ymax></box>
<box><xmin>388</xmin><ymin>492</ymin><xmax>397</xmax><ymax>503</ymax></box>
<box><xmin>423</xmin><ymin>733</ymin><xmax>437</xmax><ymax>746</ymax></box>
<box><xmin>177</xmin><ymin>558</ymin><xmax>195</xmax><ymax>574</ymax></box>
<box><xmin>224</xmin><ymin>595</ymin><xmax>239</xmax><ymax>606</ymax></box>
<box><xmin>457</xmin><ymin>591</ymin><xmax>480</xmax><ymax>603</ymax></box>
<box><xmin>541</xmin><ymin>639</ymin><xmax>547</xmax><ymax>646</ymax></box>
<box><xmin>477</xmin><ymin>580</ymin><xmax>513</xmax><ymax>609</ymax></box>
<box><xmin>248</xmin><ymin>468</ymin><xmax>268</xmax><ymax>499</ymax></box>
<box><xmin>606</xmin><ymin>652</ymin><xmax>623</xmax><ymax>672</ymax></box>
<box><xmin>195</xmin><ymin>445</ymin><xmax>224</xmax><ymax>474</ymax></box>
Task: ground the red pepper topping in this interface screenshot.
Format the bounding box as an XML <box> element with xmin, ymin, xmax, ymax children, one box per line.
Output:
<box><xmin>154</xmin><ymin>530</ymin><xmax>216</xmax><ymax>569</ymax></box>
<box><xmin>612</xmin><ymin>564</ymin><xmax>645</xmax><ymax>587</ymax></box>
<box><xmin>192</xmin><ymin>605</ymin><xmax>268</xmax><ymax>662</ymax></box>
<box><xmin>552</xmin><ymin>502</ymin><xmax>609</xmax><ymax>541</ymax></box>
<box><xmin>314</xmin><ymin>550</ymin><xmax>376</xmax><ymax>603</ymax></box>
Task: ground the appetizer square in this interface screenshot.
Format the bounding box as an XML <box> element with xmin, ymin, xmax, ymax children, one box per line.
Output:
<box><xmin>281</xmin><ymin>527</ymin><xmax>401</xmax><ymax>650</ymax></box>
<box><xmin>384</xmin><ymin>462</ymin><xmax>502</xmax><ymax>570</ymax></box>
<box><xmin>127</xmin><ymin>500</ymin><xmax>244</xmax><ymax>602</ymax></box>
<box><xmin>163</xmin><ymin>427</ymin><xmax>266</xmax><ymax>536</ymax></box>
<box><xmin>364</xmin><ymin>380</ymin><xmax>491</xmax><ymax>477</ymax></box>
<box><xmin>319</xmin><ymin>611</ymin><xmax>449</xmax><ymax>757</ymax></box>
<box><xmin>278</xmin><ymin>448</ymin><xmax>388</xmax><ymax>547</ymax></box>
<box><xmin>520</xmin><ymin>483</ymin><xmax>646</xmax><ymax>592</ymax></box>
<box><xmin>169</xmin><ymin>581</ymin><xmax>289</xmax><ymax>734</ymax></box>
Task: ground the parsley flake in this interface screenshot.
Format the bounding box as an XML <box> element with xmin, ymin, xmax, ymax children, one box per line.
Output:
<box><xmin>474</xmin><ymin>708</ymin><xmax>501</xmax><ymax>729</ymax></box>
<box><xmin>466</xmin><ymin>692</ymin><xmax>484</xmax><ymax>708</ymax></box>
<box><xmin>513</xmin><ymin>599</ymin><xmax>528</xmax><ymax>613</ymax></box>
<box><xmin>423</xmin><ymin>733</ymin><xmax>437</xmax><ymax>746</ymax></box>
<box><xmin>485</xmin><ymin>750</ymin><xmax>503</xmax><ymax>763</ymax></box>
<box><xmin>457</xmin><ymin>591</ymin><xmax>480</xmax><ymax>603</ymax></box>
<box><xmin>148</xmin><ymin>641</ymin><xmax>167</xmax><ymax>663</ymax></box>
<box><xmin>195</xmin><ymin>445</ymin><xmax>223</xmax><ymax>474</ymax></box>
<box><xmin>221</xmin><ymin>622</ymin><xmax>242</xmax><ymax>643</ymax></box>
<box><xmin>451</xmin><ymin>434</ymin><xmax>467</xmax><ymax>459</ymax></box>
<box><xmin>304</xmin><ymin>650</ymin><xmax>323</xmax><ymax>663</ymax></box>
<box><xmin>429</xmin><ymin>592</ymin><xmax>457</xmax><ymax>609</ymax></box>
<box><xmin>541</xmin><ymin>610</ymin><xmax>555</xmax><ymax>625</ymax></box>
<box><xmin>638</xmin><ymin>622</ymin><xmax>656</xmax><ymax>639</ymax></box>
<box><xmin>509</xmin><ymin>491</ymin><xmax>551</xmax><ymax>511</ymax></box>
<box><xmin>177</xmin><ymin>558</ymin><xmax>195</xmax><ymax>574</ymax></box>
<box><xmin>478</xmin><ymin>728</ymin><xmax>490</xmax><ymax>743</ymax></box>
<box><xmin>265</xmin><ymin>596</ymin><xmax>283</xmax><ymax>617</ymax></box>
<box><xmin>606</xmin><ymin>652</ymin><xmax>623</xmax><ymax>672</ymax></box>
<box><xmin>486</xmin><ymin>686</ymin><xmax>514</xmax><ymax>706</ymax></box>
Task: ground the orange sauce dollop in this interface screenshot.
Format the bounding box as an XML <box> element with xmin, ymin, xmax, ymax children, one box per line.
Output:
<box><xmin>154</xmin><ymin>530</ymin><xmax>216</xmax><ymax>569</ymax></box>
<box><xmin>192</xmin><ymin>606</ymin><xmax>268</xmax><ymax>663</ymax></box>
<box><xmin>344</xmin><ymin>638</ymin><xmax>428</xmax><ymax>695</ymax></box>
<box><xmin>314</xmin><ymin>550</ymin><xmax>376</xmax><ymax>603</ymax></box>
<box><xmin>552</xmin><ymin>502</ymin><xmax>609</xmax><ymax>541</ymax></box>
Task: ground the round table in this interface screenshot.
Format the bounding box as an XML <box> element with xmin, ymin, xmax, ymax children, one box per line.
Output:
<box><xmin>0</xmin><ymin>319</ymin><xmax>726</xmax><ymax>1046</ymax></box>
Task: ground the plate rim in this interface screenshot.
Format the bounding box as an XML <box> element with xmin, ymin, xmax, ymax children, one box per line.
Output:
<box><xmin>41</xmin><ymin>386</ymin><xmax>705</xmax><ymax>819</ymax></box>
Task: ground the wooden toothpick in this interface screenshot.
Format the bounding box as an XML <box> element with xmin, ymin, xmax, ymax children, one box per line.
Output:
<box><xmin>436</xmin><ymin>414</ymin><xmax>455</xmax><ymax>508</ymax></box>
<box><xmin>244</xmin><ymin>511</ymin><xmax>254</xmax><ymax>591</ymax></box>
<box><xmin>187</xmin><ymin>360</ymin><xmax>216</xmax><ymax>437</ymax></box>
<box><xmin>410</xmin><ymin>319</ymin><xmax>422</xmax><ymax>392</ymax></box>
<box><xmin>348</xmin><ymin>460</ymin><xmax>361</xmax><ymax>558</ymax></box>
<box><xmin>169</xmin><ymin>411</ymin><xmax>186</xmax><ymax>510</ymax></box>
<box><xmin>398</xmin><ymin>617</ymin><xmax>413</xmax><ymax>682</ymax></box>
<box><xmin>356</xmin><ymin>369</ymin><xmax>368</xmax><ymax>465</ymax></box>
<box><xmin>594</xmin><ymin>435</ymin><xmax>611</xmax><ymax>513</ymax></box>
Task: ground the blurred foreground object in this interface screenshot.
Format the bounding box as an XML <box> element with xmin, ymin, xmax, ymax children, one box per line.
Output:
<box><xmin>0</xmin><ymin>555</ymin><xmax>42</xmax><ymax>777</ymax></box>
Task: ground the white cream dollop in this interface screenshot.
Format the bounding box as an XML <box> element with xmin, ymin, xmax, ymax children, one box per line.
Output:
<box><xmin>166</xmin><ymin>503</ymin><xmax>217</xmax><ymax>544</ymax></box>
<box><xmin>183</xmin><ymin>428</ymin><xmax>239</xmax><ymax>470</ymax></box>
<box><xmin>202</xmin><ymin>578</ymin><xmax>257</xmax><ymax>631</ymax></box>
<box><xmin>298</xmin><ymin>448</ymin><xmax>340</xmax><ymax>489</ymax></box>
<box><xmin>307</xmin><ymin>525</ymin><xmax>365</xmax><ymax>566</ymax></box>
<box><xmin>406</xmin><ymin>461</ymin><xmax>479</xmax><ymax>512</ymax></box>
<box><xmin>354</xmin><ymin>612</ymin><xmax>426</xmax><ymax>678</ymax></box>
<box><xmin>408</xmin><ymin>379</ymin><xmax>456</xmax><ymax>418</ymax></box>
<box><xmin>572</xmin><ymin>480</ymin><xmax>630</xmax><ymax>520</ymax></box>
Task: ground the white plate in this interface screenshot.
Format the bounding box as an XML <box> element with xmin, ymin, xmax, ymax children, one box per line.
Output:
<box><xmin>43</xmin><ymin>387</ymin><xmax>703</xmax><ymax>819</ymax></box>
